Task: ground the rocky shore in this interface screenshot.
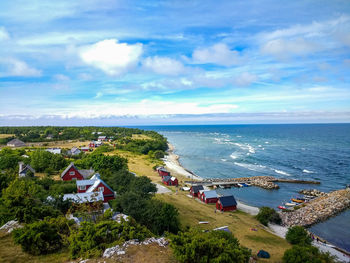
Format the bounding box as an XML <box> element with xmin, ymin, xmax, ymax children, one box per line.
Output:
<box><xmin>280</xmin><ymin>188</ymin><xmax>350</xmax><ymax>227</ymax></box>
<box><xmin>299</xmin><ymin>189</ymin><xmax>327</xmax><ymax>197</ymax></box>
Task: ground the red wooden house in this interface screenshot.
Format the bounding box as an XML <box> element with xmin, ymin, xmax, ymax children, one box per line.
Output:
<box><xmin>200</xmin><ymin>190</ymin><xmax>218</xmax><ymax>204</ymax></box>
<box><xmin>61</xmin><ymin>163</ymin><xmax>94</xmax><ymax>181</ymax></box>
<box><xmin>76</xmin><ymin>173</ymin><xmax>116</xmax><ymax>202</ymax></box>
<box><xmin>162</xmin><ymin>176</ymin><xmax>178</xmax><ymax>186</ymax></box>
<box><xmin>157</xmin><ymin>167</ymin><xmax>170</xmax><ymax>177</ymax></box>
<box><xmin>190</xmin><ymin>185</ymin><xmax>204</xmax><ymax>198</ymax></box>
<box><xmin>216</xmin><ymin>195</ymin><xmax>237</xmax><ymax>212</ymax></box>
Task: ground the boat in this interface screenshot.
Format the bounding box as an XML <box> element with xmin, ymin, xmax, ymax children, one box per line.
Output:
<box><xmin>291</xmin><ymin>198</ymin><xmax>304</xmax><ymax>203</ymax></box>
<box><xmin>241</xmin><ymin>183</ymin><xmax>248</xmax><ymax>187</ymax></box>
<box><xmin>278</xmin><ymin>205</ymin><xmax>286</xmax><ymax>210</ymax></box>
<box><xmin>285</xmin><ymin>202</ymin><xmax>297</xmax><ymax>206</ymax></box>
<box><xmin>237</xmin><ymin>183</ymin><xmax>243</xmax><ymax>188</ymax></box>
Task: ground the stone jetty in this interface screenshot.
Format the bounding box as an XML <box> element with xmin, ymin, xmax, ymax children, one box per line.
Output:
<box><xmin>280</xmin><ymin>188</ymin><xmax>350</xmax><ymax>227</ymax></box>
<box><xmin>299</xmin><ymin>189</ymin><xmax>327</xmax><ymax>197</ymax></box>
<box><xmin>185</xmin><ymin>176</ymin><xmax>319</xmax><ymax>190</ymax></box>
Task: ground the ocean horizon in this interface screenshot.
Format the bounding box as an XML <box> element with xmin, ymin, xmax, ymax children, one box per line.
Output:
<box><xmin>136</xmin><ymin>123</ymin><xmax>350</xmax><ymax>252</ymax></box>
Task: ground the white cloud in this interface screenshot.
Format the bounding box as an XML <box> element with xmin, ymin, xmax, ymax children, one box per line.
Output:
<box><xmin>261</xmin><ymin>38</ymin><xmax>319</xmax><ymax>58</ymax></box>
<box><xmin>192</xmin><ymin>43</ymin><xmax>241</xmax><ymax>66</ymax></box>
<box><xmin>54</xmin><ymin>74</ymin><xmax>70</xmax><ymax>81</ymax></box>
<box><xmin>143</xmin><ymin>56</ymin><xmax>185</xmax><ymax>75</ymax></box>
<box><xmin>79</xmin><ymin>39</ymin><xmax>143</xmax><ymax>76</ymax></box>
<box><xmin>0</xmin><ymin>58</ymin><xmax>42</xmax><ymax>77</ymax></box>
<box><xmin>94</xmin><ymin>92</ymin><xmax>103</xmax><ymax>98</ymax></box>
<box><xmin>0</xmin><ymin>26</ymin><xmax>10</xmax><ymax>41</ymax></box>
<box><xmin>234</xmin><ymin>72</ymin><xmax>258</xmax><ymax>86</ymax></box>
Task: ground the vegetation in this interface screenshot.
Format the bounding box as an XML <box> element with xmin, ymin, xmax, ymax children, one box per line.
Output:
<box><xmin>169</xmin><ymin>229</ymin><xmax>251</xmax><ymax>263</ymax></box>
<box><xmin>69</xmin><ymin>218</ymin><xmax>151</xmax><ymax>259</ymax></box>
<box><xmin>285</xmin><ymin>226</ymin><xmax>312</xmax><ymax>245</ymax></box>
<box><xmin>255</xmin><ymin>206</ymin><xmax>281</xmax><ymax>226</ymax></box>
<box><xmin>283</xmin><ymin>245</ymin><xmax>335</xmax><ymax>263</ymax></box>
<box><xmin>30</xmin><ymin>150</ymin><xmax>68</xmax><ymax>172</ymax></box>
<box><xmin>12</xmin><ymin>216</ymin><xmax>74</xmax><ymax>255</ymax></box>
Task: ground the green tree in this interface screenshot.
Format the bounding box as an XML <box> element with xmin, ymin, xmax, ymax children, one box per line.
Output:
<box><xmin>169</xmin><ymin>229</ymin><xmax>251</xmax><ymax>263</ymax></box>
<box><xmin>283</xmin><ymin>245</ymin><xmax>335</xmax><ymax>263</ymax></box>
<box><xmin>255</xmin><ymin>206</ymin><xmax>281</xmax><ymax>226</ymax></box>
<box><xmin>285</xmin><ymin>226</ymin><xmax>312</xmax><ymax>245</ymax></box>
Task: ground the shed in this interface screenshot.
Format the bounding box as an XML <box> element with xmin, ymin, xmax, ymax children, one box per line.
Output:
<box><xmin>157</xmin><ymin>167</ymin><xmax>170</xmax><ymax>177</ymax></box>
<box><xmin>7</xmin><ymin>139</ymin><xmax>26</xmax><ymax>147</ymax></box>
<box><xmin>190</xmin><ymin>185</ymin><xmax>204</xmax><ymax>197</ymax></box>
<box><xmin>18</xmin><ymin>162</ymin><xmax>35</xmax><ymax>177</ymax></box>
<box><xmin>201</xmin><ymin>190</ymin><xmax>218</xmax><ymax>203</ymax></box>
<box><xmin>216</xmin><ymin>195</ymin><xmax>237</xmax><ymax>212</ymax></box>
<box><xmin>162</xmin><ymin>175</ymin><xmax>178</xmax><ymax>186</ymax></box>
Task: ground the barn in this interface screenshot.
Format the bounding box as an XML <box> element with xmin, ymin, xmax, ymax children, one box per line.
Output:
<box><xmin>216</xmin><ymin>195</ymin><xmax>237</xmax><ymax>212</ymax></box>
<box><xmin>162</xmin><ymin>176</ymin><xmax>178</xmax><ymax>186</ymax></box>
<box><xmin>190</xmin><ymin>185</ymin><xmax>204</xmax><ymax>198</ymax></box>
<box><xmin>157</xmin><ymin>167</ymin><xmax>170</xmax><ymax>177</ymax></box>
<box><xmin>201</xmin><ymin>190</ymin><xmax>218</xmax><ymax>203</ymax></box>
<box><xmin>61</xmin><ymin>163</ymin><xmax>95</xmax><ymax>181</ymax></box>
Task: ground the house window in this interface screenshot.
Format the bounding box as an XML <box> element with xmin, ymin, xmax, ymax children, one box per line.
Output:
<box><xmin>79</xmin><ymin>185</ymin><xmax>86</xmax><ymax>191</ymax></box>
<box><xmin>98</xmin><ymin>187</ymin><xmax>104</xmax><ymax>192</ymax></box>
<box><xmin>69</xmin><ymin>171</ymin><xmax>75</xmax><ymax>175</ymax></box>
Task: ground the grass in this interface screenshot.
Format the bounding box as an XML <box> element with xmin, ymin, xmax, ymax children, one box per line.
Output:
<box><xmin>131</xmin><ymin>134</ymin><xmax>154</xmax><ymax>140</ymax></box>
<box><xmin>0</xmin><ymin>233</ymin><xmax>70</xmax><ymax>263</ymax></box>
<box><xmin>0</xmin><ymin>134</ymin><xmax>14</xmax><ymax>139</ymax></box>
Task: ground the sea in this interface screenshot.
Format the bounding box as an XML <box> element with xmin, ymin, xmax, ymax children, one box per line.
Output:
<box><xmin>137</xmin><ymin>124</ymin><xmax>350</xmax><ymax>252</ymax></box>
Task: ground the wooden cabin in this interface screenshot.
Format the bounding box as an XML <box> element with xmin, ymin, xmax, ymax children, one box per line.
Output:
<box><xmin>200</xmin><ymin>190</ymin><xmax>218</xmax><ymax>204</ymax></box>
<box><xmin>61</xmin><ymin>163</ymin><xmax>94</xmax><ymax>181</ymax></box>
<box><xmin>162</xmin><ymin>176</ymin><xmax>178</xmax><ymax>186</ymax></box>
<box><xmin>157</xmin><ymin>167</ymin><xmax>170</xmax><ymax>177</ymax></box>
<box><xmin>190</xmin><ymin>185</ymin><xmax>204</xmax><ymax>198</ymax></box>
<box><xmin>216</xmin><ymin>195</ymin><xmax>237</xmax><ymax>212</ymax></box>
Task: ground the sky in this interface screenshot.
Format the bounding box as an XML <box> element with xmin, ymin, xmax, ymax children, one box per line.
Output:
<box><xmin>0</xmin><ymin>0</ymin><xmax>350</xmax><ymax>125</ymax></box>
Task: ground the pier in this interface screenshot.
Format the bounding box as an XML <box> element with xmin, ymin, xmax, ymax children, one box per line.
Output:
<box><xmin>185</xmin><ymin>176</ymin><xmax>320</xmax><ymax>190</ymax></box>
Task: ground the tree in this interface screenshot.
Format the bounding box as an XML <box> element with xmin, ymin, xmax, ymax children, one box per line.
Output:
<box><xmin>283</xmin><ymin>245</ymin><xmax>335</xmax><ymax>263</ymax></box>
<box><xmin>285</xmin><ymin>226</ymin><xmax>312</xmax><ymax>245</ymax></box>
<box><xmin>256</xmin><ymin>206</ymin><xmax>281</xmax><ymax>226</ymax></box>
<box><xmin>12</xmin><ymin>216</ymin><xmax>74</xmax><ymax>255</ymax></box>
<box><xmin>169</xmin><ymin>229</ymin><xmax>251</xmax><ymax>263</ymax></box>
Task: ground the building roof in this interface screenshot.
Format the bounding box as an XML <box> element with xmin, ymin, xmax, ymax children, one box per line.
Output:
<box><xmin>70</xmin><ymin>147</ymin><xmax>81</xmax><ymax>154</ymax></box>
<box><xmin>157</xmin><ymin>167</ymin><xmax>169</xmax><ymax>173</ymax></box>
<box><xmin>162</xmin><ymin>175</ymin><xmax>171</xmax><ymax>182</ymax></box>
<box><xmin>7</xmin><ymin>139</ymin><xmax>26</xmax><ymax>147</ymax></box>
<box><xmin>76</xmin><ymin>179</ymin><xmax>96</xmax><ymax>186</ymax></box>
<box><xmin>191</xmin><ymin>185</ymin><xmax>204</xmax><ymax>193</ymax></box>
<box><xmin>19</xmin><ymin>162</ymin><xmax>35</xmax><ymax>174</ymax></box>
<box><xmin>79</xmin><ymin>169</ymin><xmax>95</xmax><ymax>179</ymax></box>
<box><xmin>171</xmin><ymin>176</ymin><xmax>177</xmax><ymax>181</ymax></box>
<box><xmin>63</xmin><ymin>191</ymin><xmax>104</xmax><ymax>203</ymax></box>
<box><xmin>86</xmin><ymin>175</ymin><xmax>114</xmax><ymax>193</ymax></box>
<box><xmin>218</xmin><ymin>195</ymin><xmax>237</xmax><ymax>207</ymax></box>
<box><xmin>46</xmin><ymin>148</ymin><xmax>61</xmax><ymax>154</ymax></box>
<box><xmin>202</xmin><ymin>190</ymin><xmax>218</xmax><ymax>199</ymax></box>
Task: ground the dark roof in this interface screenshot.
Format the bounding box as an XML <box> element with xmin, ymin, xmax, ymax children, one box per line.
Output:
<box><xmin>157</xmin><ymin>167</ymin><xmax>170</xmax><ymax>173</ymax></box>
<box><xmin>61</xmin><ymin>162</ymin><xmax>77</xmax><ymax>178</ymax></box>
<box><xmin>191</xmin><ymin>185</ymin><xmax>204</xmax><ymax>193</ymax></box>
<box><xmin>162</xmin><ymin>175</ymin><xmax>171</xmax><ymax>182</ymax></box>
<box><xmin>19</xmin><ymin>164</ymin><xmax>35</xmax><ymax>174</ymax></box>
<box><xmin>7</xmin><ymin>139</ymin><xmax>26</xmax><ymax>147</ymax></box>
<box><xmin>218</xmin><ymin>195</ymin><xmax>237</xmax><ymax>207</ymax></box>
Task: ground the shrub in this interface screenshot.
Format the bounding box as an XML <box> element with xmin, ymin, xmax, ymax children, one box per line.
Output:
<box><xmin>69</xmin><ymin>219</ymin><xmax>151</xmax><ymax>259</ymax></box>
<box><xmin>283</xmin><ymin>245</ymin><xmax>335</xmax><ymax>263</ymax></box>
<box><xmin>255</xmin><ymin>207</ymin><xmax>281</xmax><ymax>226</ymax></box>
<box><xmin>169</xmin><ymin>229</ymin><xmax>251</xmax><ymax>263</ymax></box>
<box><xmin>13</xmin><ymin>216</ymin><xmax>74</xmax><ymax>255</ymax></box>
<box><xmin>285</xmin><ymin>226</ymin><xmax>312</xmax><ymax>245</ymax></box>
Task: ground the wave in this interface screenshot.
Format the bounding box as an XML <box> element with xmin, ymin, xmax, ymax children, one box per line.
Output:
<box><xmin>230</xmin><ymin>153</ymin><xmax>238</xmax><ymax>159</ymax></box>
<box><xmin>221</xmin><ymin>158</ymin><xmax>227</xmax><ymax>162</ymax></box>
<box><xmin>273</xmin><ymin>169</ymin><xmax>291</xmax><ymax>176</ymax></box>
<box><xmin>234</xmin><ymin>162</ymin><xmax>266</xmax><ymax>171</ymax></box>
<box><xmin>303</xmin><ymin>169</ymin><xmax>315</xmax><ymax>174</ymax></box>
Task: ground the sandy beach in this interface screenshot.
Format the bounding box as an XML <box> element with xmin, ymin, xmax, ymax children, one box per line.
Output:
<box><xmin>163</xmin><ymin>142</ymin><xmax>350</xmax><ymax>262</ymax></box>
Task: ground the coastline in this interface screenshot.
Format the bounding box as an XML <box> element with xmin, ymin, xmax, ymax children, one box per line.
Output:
<box><xmin>164</xmin><ymin>142</ymin><xmax>350</xmax><ymax>262</ymax></box>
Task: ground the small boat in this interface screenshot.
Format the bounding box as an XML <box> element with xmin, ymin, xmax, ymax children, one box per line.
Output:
<box><xmin>285</xmin><ymin>202</ymin><xmax>297</xmax><ymax>206</ymax></box>
<box><xmin>291</xmin><ymin>198</ymin><xmax>304</xmax><ymax>203</ymax></box>
<box><xmin>278</xmin><ymin>205</ymin><xmax>286</xmax><ymax>210</ymax></box>
<box><xmin>237</xmin><ymin>183</ymin><xmax>243</xmax><ymax>188</ymax></box>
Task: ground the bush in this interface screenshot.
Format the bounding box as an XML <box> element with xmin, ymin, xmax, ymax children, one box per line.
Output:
<box><xmin>13</xmin><ymin>216</ymin><xmax>74</xmax><ymax>255</ymax></box>
<box><xmin>255</xmin><ymin>207</ymin><xmax>281</xmax><ymax>226</ymax></box>
<box><xmin>169</xmin><ymin>229</ymin><xmax>251</xmax><ymax>263</ymax></box>
<box><xmin>283</xmin><ymin>245</ymin><xmax>335</xmax><ymax>263</ymax></box>
<box><xmin>285</xmin><ymin>226</ymin><xmax>312</xmax><ymax>245</ymax></box>
<box><xmin>69</xmin><ymin>219</ymin><xmax>151</xmax><ymax>259</ymax></box>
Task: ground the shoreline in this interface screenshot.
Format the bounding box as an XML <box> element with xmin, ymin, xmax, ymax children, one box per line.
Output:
<box><xmin>164</xmin><ymin>142</ymin><xmax>350</xmax><ymax>262</ymax></box>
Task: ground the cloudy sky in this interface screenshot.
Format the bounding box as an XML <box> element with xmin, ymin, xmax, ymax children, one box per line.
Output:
<box><xmin>0</xmin><ymin>0</ymin><xmax>350</xmax><ymax>125</ymax></box>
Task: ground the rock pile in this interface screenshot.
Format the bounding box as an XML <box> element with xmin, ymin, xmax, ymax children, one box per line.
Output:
<box><xmin>103</xmin><ymin>237</ymin><xmax>169</xmax><ymax>258</ymax></box>
<box><xmin>299</xmin><ymin>189</ymin><xmax>327</xmax><ymax>197</ymax></box>
<box><xmin>280</xmin><ymin>189</ymin><xmax>350</xmax><ymax>227</ymax></box>
<box><xmin>0</xmin><ymin>220</ymin><xmax>22</xmax><ymax>233</ymax></box>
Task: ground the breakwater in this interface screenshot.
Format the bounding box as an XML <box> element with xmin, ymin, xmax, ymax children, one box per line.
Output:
<box><xmin>280</xmin><ymin>188</ymin><xmax>350</xmax><ymax>227</ymax></box>
<box><xmin>185</xmin><ymin>176</ymin><xmax>320</xmax><ymax>190</ymax></box>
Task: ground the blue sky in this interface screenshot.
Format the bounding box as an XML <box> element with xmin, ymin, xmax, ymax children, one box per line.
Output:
<box><xmin>0</xmin><ymin>0</ymin><xmax>350</xmax><ymax>125</ymax></box>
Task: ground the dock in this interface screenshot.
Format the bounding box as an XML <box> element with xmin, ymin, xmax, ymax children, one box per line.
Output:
<box><xmin>185</xmin><ymin>176</ymin><xmax>320</xmax><ymax>190</ymax></box>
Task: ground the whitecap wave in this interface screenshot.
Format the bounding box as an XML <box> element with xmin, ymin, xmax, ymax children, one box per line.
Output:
<box><xmin>221</xmin><ymin>158</ymin><xmax>227</xmax><ymax>162</ymax></box>
<box><xmin>303</xmin><ymin>169</ymin><xmax>315</xmax><ymax>174</ymax></box>
<box><xmin>230</xmin><ymin>153</ymin><xmax>238</xmax><ymax>159</ymax></box>
<box><xmin>274</xmin><ymin>169</ymin><xmax>291</xmax><ymax>176</ymax></box>
<box><xmin>234</xmin><ymin>162</ymin><xmax>266</xmax><ymax>171</ymax></box>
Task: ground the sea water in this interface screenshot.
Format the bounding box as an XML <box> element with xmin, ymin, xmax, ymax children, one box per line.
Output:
<box><xmin>139</xmin><ymin>124</ymin><xmax>350</xmax><ymax>251</ymax></box>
